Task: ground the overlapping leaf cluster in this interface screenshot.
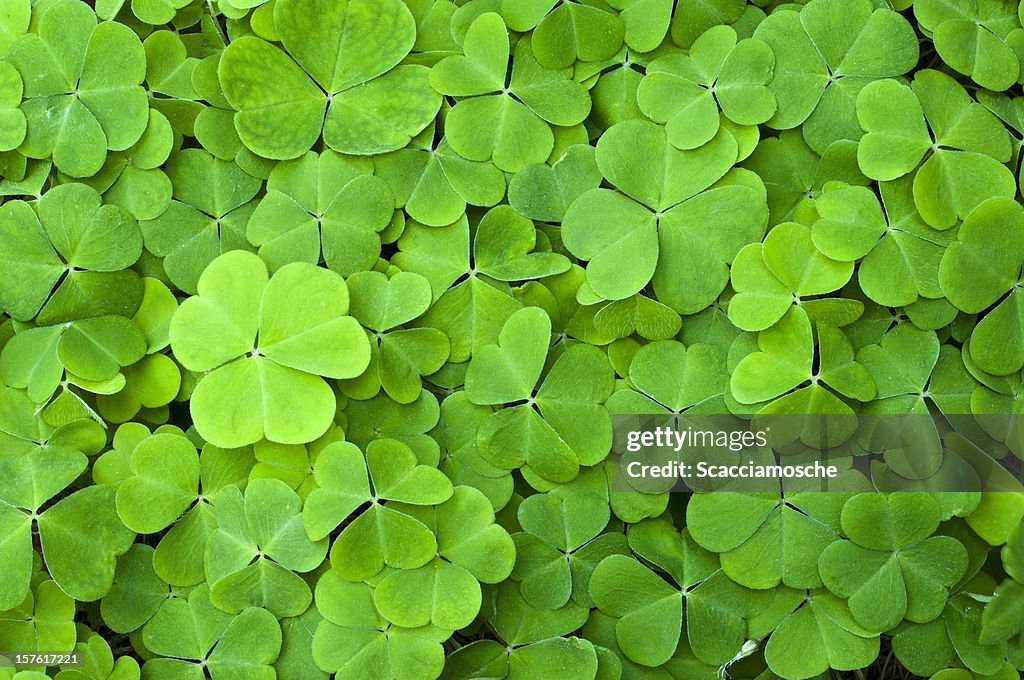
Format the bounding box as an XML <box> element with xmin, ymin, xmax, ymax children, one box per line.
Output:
<box><xmin>2</xmin><ymin>0</ymin><xmax>1024</xmax><ymax>679</ymax></box>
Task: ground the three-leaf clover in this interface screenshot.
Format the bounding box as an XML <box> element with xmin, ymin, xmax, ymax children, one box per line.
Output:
<box><xmin>375</xmin><ymin>137</ymin><xmax>506</xmax><ymax>228</ymax></box>
<box><xmin>0</xmin><ymin>183</ymin><xmax>143</xmax><ymax>323</ymax></box>
<box><xmin>915</xmin><ymin>0</ymin><xmax>1023</xmax><ymax>91</ymax></box>
<box><xmin>140</xmin><ymin>149</ymin><xmax>261</xmax><ymax>295</ymax></box>
<box><xmin>562</xmin><ymin>119</ymin><xmax>765</xmax><ymax>313</ymax></box>
<box><xmin>510</xmin><ymin>483</ymin><xmax>627</xmax><ymax>610</ymax></box>
<box><xmin>430</xmin><ymin>14</ymin><xmax>592</xmax><ymax>172</ymax></box>
<box><xmin>397</xmin><ymin>211</ymin><xmax>567</xmax><ymax>362</ymax></box>
<box><xmin>205</xmin><ymin>478</ymin><xmax>328</xmax><ymax>617</ymax></box>
<box><xmin>731</xmin><ymin>306</ymin><xmax>875</xmax><ymax>418</ymax></box>
<box><xmin>812</xmin><ymin>177</ymin><xmax>953</xmax><ymax>308</ymax></box>
<box><xmin>303</xmin><ymin>439</ymin><xmax>453</xmax><ymax>581</ymax></box>
<box><xmin>169</xmin><ymin>250</ymin><xmax>371</xmax><ymax>447</ymax></box>
<box><xmin>142</xmin><ymin>587</ymin><xmax>281</xmax><ymax>680</ymax></box>
<box><xmin>0</xmin><ymin>315</ymin><xmax>147</xmax><ymax>406</ymax></box>
<box><xmin>151</xmin><ymin>440</ymin><xmax>254</xmax><ymax>587</ymax></box>
<box><xmin>246</xmin><ymin>150</ymin><xmax>395</xmax><ymax>276</ymax></box>
<box><xmin>465</xmin><ymin>307</ymin><xmax>615</xmax><ymax>483</ymax></box>
<box><xmin>687</xmin><ymin>490</ymin><xmax>846</xmax><ymax>589</ymax></box>
<box><xmin>855</xmin><ymin>70</ymin><xmax>1015</xmax><ymax>229</ymax></box>
<box><xmin>753</xmin><ymin>0</ymin><xmax>919</xmax><ymax>153</ymax></box>
<box><xmin>3</xmin><ymin>475</ymin><xmax>134</xmax><ymax>605</ymax></box>
<box><xmin>0</xmin><ymin>580</ymin><xmax>77</xmax><ymax>660</ymax></box>
<box><xmin>819</xmin><ymin>493</ymin><xmax>969</xmax><ymax>633</ymax></box>
<box><xmin>5</xmin><ymin>0</ymin><xmax>149</xmax><ymax>177</ymax></box>
<box><xmin>588</xmin><ymin>543</ymin><xmax>757</xmax><ymax>667</ymax></box>
<box><xmin>378</xmin><ymin>486</ymin><xmax>517</xmax><ymax>629</ymax></box>
<box><xmin>342</xmin><ymin>270</ymin><xmax>450</xmax><ymax>404</ymax></box>
<box><xmin>638</xmin><ymin>25</ymin><xmax>776</xmax><ymax>150</ymax></box>
<box><xmin>218</xmin><ymin>0</ymin><xmax>440</xmax><ymax>159</ymax></box>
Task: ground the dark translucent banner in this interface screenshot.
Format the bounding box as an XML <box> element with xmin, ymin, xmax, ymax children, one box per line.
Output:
<box><xmin>611</xmin><ymin>413</ymin><xmax>1024</xmax><ymax>493</ymax></box>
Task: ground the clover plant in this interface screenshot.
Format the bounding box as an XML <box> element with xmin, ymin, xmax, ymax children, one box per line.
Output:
<box><xmin>3</xmin><ymin>0</ymin><xmax>1024</xmax><ymax>679</ymax></box>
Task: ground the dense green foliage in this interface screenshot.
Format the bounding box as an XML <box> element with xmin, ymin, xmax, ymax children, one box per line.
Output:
<box><xmin>2</xmin><ymin>0</ymin><xmax>1024</xmax><ymax>679</ymax></box>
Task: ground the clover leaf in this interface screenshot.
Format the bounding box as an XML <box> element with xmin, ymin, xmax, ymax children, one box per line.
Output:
<box><xmin>95</xmin><ymin>353</ymin><xmax>182</xmax><ymax>425</ymax></box>
<box><xmin>465</xmin><ymin>307</ymin><xmax>614</xmax><ymax>483</ymax></box>
<box><xmin>114</xmin><ymin>432</ymin><xmax>199</xmax><ymax>534</ymax></box>
<box><xmin>343</xmin><ymin>270</ymin><xmax>450</xmax><ymax>404</ymax></box>
<box><xmin>481</xmin><ymin>580</ymin><xmax>593</xmax><ymax>658</ymax></box>
<box><xmin>753</xmin><ymin>0</ymin><xmax>919</xmax><ymax>153</ymax></box>
<box><xmin>219</xmin><ymin>0</ymin><xmax>440</xmax><ymax>159</ymax></box>
<box><xmin>500</xmin><ymin>0</ymin><xmax>624</xmax><ymax>69</ymax></box>
<box><xmin>915</xmin><ymin>0</ymin><xmax>1022</xmax><ymax>91</ymax></box>
<box><xmin>142</xmin><ymin>587</ymin><xmax>281</xmax><ymax>680</ymax></box>
<box><xmin>311</xmin><ymin>571</ymin><xmax>448</xmax><ymax>680</ymax></box>
<box><xmin>978</xmin><ymin>89</ymin><xmax>1024</xmax><ymax>190</ymax></box>
<box><xmin>0</xmin><ymin>414</ymin><xmax>134</xmax><ymax>605</ymax></box>
<box><xmin>301</xmin><ymin>440</ymin><xmax>404</xmax><ymax>541</ymax></box>
<box><xmin>591</xmin><ymin>292</ymin><xmax>684</xmax><ymax>341</ymax></box>
<box><xmin>510</xmin><ymin>484</ymin><xmax>626</xmax><ymax>610</ymax></box>
<box><xmin>152</xmin><ymin>441</ymin><xmax>253</xmax><ymax>587</ymax></box>
<box><xmin>589</xmin><ymin>550</ymin><xmax>757</xmax><ymax>667</ymax></box>
<box><xmin>308</xmin><ymin>439</ymin><xmax>453</xmax><ymax>580</ymax></box>
<box><xmin>140</xmin><ymin>149</ymin><xmax>261</xmax><ymax>295</ymax></box>
<box><xmin>37</xmin><ymin>485</ymin><xmax>136</xmax><ymax>603</ymax></box>
<box><xmin>765</xmin><ymin>589</ymin><xmax>880</xmax><ymax>679</ymax></box>
<box><xmin>508</xmin><ymin>144</ymin><xmax>602</xmax><ymax>224</ymax></box>
<box><xmin>741</xmin><ymin>129</ymin><xmax>869</xmax><ymax>225</ymax></box>
<box><xmin>170</xmin><ymin>250</ymin><xmax>370</xmax><ymax>447</ymax></box>
<box><xmin>82</xmin><ymin>108</ymin><xmax>175</xmax><ymax>222</ymax></box>
<box><xmin>731</xmin><ymin>306</ymin><xmax>856</xmax><ymax>415</ymax></box>
<box><xmin>54</xmin><ymin>628</ymin><xmax>141</xmax><ymax>680</ymax></box>
<box><xmin>688</xmin><ymin>491</ymin><xmax>846</xmax><ymax>589</ymax></box>
<box><xmin>940</xmin><ymin>197</ymin><xmax>1024</xmax><ymax>376</ymax></box>
<box><xmin>376</xmin><ymin>138</ymin><xmax>506</xmax><ymax>228</ymax></box>
<box><xmin>411</xmin><ymin>485</ymin><xmax>517</xmax><ymax>586</ymax></box>
<box><xmin>5</xmin><ymin>0</ymin><xmax>148</xmax><ymax>177</ymax></box>
<box><xmin>856</xmin><ymin>70</ymin><xmax>1015</xmax><ymax>229</ymax></box>
<box><xmin>205</xmin><ymin>478</ymin><xmax>328</xmax><ymax>617</ymax></box>
<box><xmin>431</xmin><ymin>14</ymin><xmax>592</xmax><ymax>172</ymax></box>
<box><xmin>0</xmin><ymin>435</ymin><xmax>84</xmax><ymax>608</ymax></box>
<box><xmin>0</xmin><ymin>580</ymin><xmax>77</xmax><ymax>660</ymax></box>
<box><xmin>638</xmin><ymin>25</ymin><xmax>775</xmax><ymax>150</ymax></box>
<box><xmin>0</xmin><ymin>183</ymin><xmax>143</xmax><ymax>323</ymax></box>
<box><xmin>563</xmin><ymin>119</ymin><xmax>766</xmax><ymax>312</ymax></box>
<box><xmin>444</xmin><ymin>636</ymin><xmax>600</xmax><ymax>680</ymax></box>
<box><xmin>819</xmin><ymin>493</ymin><xmax>969</xmax><ymax>633</ymax></box>
<box><xmin>435</xmin><ymin>397</ymin><xmax>515</xmax><ymax>511</ymax></box>
<box><xmin>607</xmin><ymin>339</ymin><xmax>729</xmax><ymax>414</ymax></box>
<box><xmin>1</xmin><ymin>315</ymin><xmax>147</xmax><ymax>406</ymax></box>
<box><xmin>396</xmin><ymin>215</ymin><xmax>531</xmax><ymax>362</ymax></box>
<box><xmin>814</xmin><ymin>177</ymin><xmax>953</xmax><ymax>307</ymax></box>
<box><xmin>0</xmin><ymin>62</ymin><xmax>26</xmax><ymax>152</ymax></box>
<box><xmin>729</xmin><ymin>221</ymin><xmax>852</xmax><ymax>331</ymax></box>
<box><xmin>99</xmin><ymin>545</ymin><xmax>168</xmax><ymax>635</ymax></box>
<box><xmin>342</xmin><ymin>390</ymin><xmax>442</xmax><ymax>461</ymax></box>
<box><xmin>374</xmin><ymin>486</ymin><xmax>516</xmax><ymax>630</ymax></box>
<box><xmin>246</xmin><ymin>150</ymin><xmax>395</xmax><ymax>275</ymax></box>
